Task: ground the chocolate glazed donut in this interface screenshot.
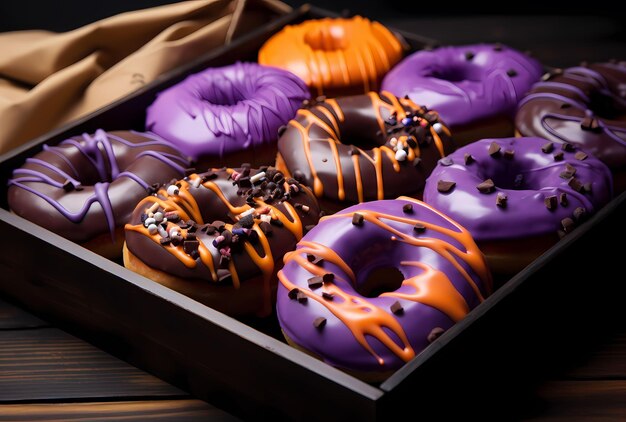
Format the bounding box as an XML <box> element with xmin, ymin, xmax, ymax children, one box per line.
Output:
<box><xmin>515</xmin><ymin>61</ymin><xmax>626</xmax><ymax>191</ymax></box>
<box><xmin>123</xmin><ymin>166</ymin><xmax>321</xmax><ymax>317</ymax></box>
<box><xmin>275</xmin><ymin>92</ymin><xmax>455</xmax><ymax>212</ymax></box>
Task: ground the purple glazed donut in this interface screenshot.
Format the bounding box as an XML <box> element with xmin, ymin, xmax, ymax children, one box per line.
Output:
<box><xmin>145</xmin><ymin>62</ymin><xmax>310</xmax><ymax>168</ymax></box>
<box><xmin>515</xmin><ymin>61</ymin><xmax>626</xmax><ymax>192</ymax></box>
<box><xmin>381</xmin><ymin>44</ymin><xmax>543</xmax><ymax>145</ymax></box>
<box><xmin>276</xmin><ymin>197</ymin><xmax>492</xmax><ymax>381</ymax></box>
<box><xmin>423</xmin><ymin>137</ymin><xmax>613</xmax><ymax>275</ymax></box>
<box><xmin>7</xmin><ymin>130</ymin><xmax>189</xmax><ymax>259</ymax></box>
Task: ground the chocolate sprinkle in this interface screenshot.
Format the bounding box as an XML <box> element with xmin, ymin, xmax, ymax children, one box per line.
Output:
<box><xmin>496</xmin><ymin>193</ymin><xmax>508</xmax><ymax>208</ymax></box>
<box><xmin>322</xmin><ymin>292</ymin><xmax>334</xmax><ymax>301</ymax></box>
<box><xmin>573</xmin><ymin>207</ymin><xmax>588</xmax><ymax>222</ymax></box>
<box><xmin>575</xmin><ymin>151</ymin><xmax>588</xmax><ymax>161</ymax></box>
<box><xmin>559</xmin><ymin>193</ymin><xmax>569</xmax><ymax>206</ymax></box>
<box><xmin>464</xmin><ymin>153</ymin><xmax>475</xmax><ymax>164</ymax></box>
<box><xmin>402</xmin><ymin>204</ymin><xmax>413</xmax><ymax>213</ymax></box>
<box><xmin>477</xmin><ymin>179</ymin><xmax>495</xmax><ymax>194</ymax></box>
<box><xmin>506</xmin><ymin>69</ymin><xmax>518</xmax><ymax>77</ymax></box>
<box><xmin>313</xmin><ymin>317</ymin><xmax>327</xmax><ymax>329</ymax></box>
<box><xmin>503</xmin><ymin>149</ymin><xmax>515</xmax><ymax>160</ymax></box>
<box><xmin>288</xmin><ymin>288</ymin><xmax>299</xmax><ymax>300</ymax></box>
<box><xmin>488</xmin><ymin>142</ymin><xmax>501</xmax><ymax>157</ymax></box>
<box><xmin>62</xmin><ymin>180</ymin><xmax>75</xmax><ymax>192</ymax></box>
<box><xmin>296</xmin><ymin>291</ymin><xmax>308</xmax><ymax>303</ymax></box>
<box><xmin>322</xmin><ymin>273</ymin><xmax>335</xmax><ymax>284</ymax></box>
<box><xmin>568</xmin><ymin>177</ymin><xmax>584</xmax><ymax>192</ymax></box>
<box><xmin>307</xmin><ymin>276</ymin><xmax>323</xmax><ymax>289</ymax></box>
<box><xmin>270</xmin><ymin>218</ymin><xmax>284</xmax><ymax>227</ymax></box>
<box><xmin>561</xmin><ymin>217</ymin><xmax>575</xmax><ymax>233</ymax></box>
<box><xmin>427</xmin><ymin>327</ymin><xmax>445</xmax><ymax>343</ymax></box>
<box><xmin>541</xmin><ymin>142</ymin><xmax>554</xmax><ymax>153</ymax></box>
<box><xmin>390</xmin><ymin>301</ymin><xmax>404</xmax><ymax>315</ymax></box>
<box><xmin>553</xmin><ymin>151</ymin><xmax>564</xmax><ymax>161</ymax></box>
<box><xmin>440</xmin><ymin>157</ymin><xmax>453</xmax><ymax>166</ymax></box>
<box><xmin>465</xmin><ymin>51</ymin><xmax>475</xmax><ymax>60</ymax></box>
<box><xmin>352</xmin><ymin>213</ymin><xmax>364</xmax><ymax>226</ymax></box>
<box><xmin>561</xmin><ymin>142</ymin><xmax>576</xmax><ymax>152</ymax></box>
<box><xmin>544</xmin><ymin>195</ymin><xmax>558</xmax><ymax>210</ymax></box>
<box><xmin>581</xmin><ymin>116</ymin><xmax>602</xmax><ymax>132</ymax></box>
<box><xmin>437</xmin><ymin>180</ymin><xmax>456</xmax><ymax>193</ymax></box>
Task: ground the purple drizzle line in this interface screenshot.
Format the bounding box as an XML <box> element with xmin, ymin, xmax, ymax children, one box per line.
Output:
<box><xmin>423</xmin><ymin>137</ymin><xmax>613</xmax><ymax>243</ymax></box>
<box><xmin>381</xmin><ymin>44</ymin><xmax>543</xmax><ymax>127</ymax></box>
<box><xmin>8</xmin><ymin>129</ymin><xmax>188</xmax><ymax>241</ymax></box>
<box><xmin>145</xmin><ymin>61</ymin><xmax>310</xmax><ymax>160</ymax></box>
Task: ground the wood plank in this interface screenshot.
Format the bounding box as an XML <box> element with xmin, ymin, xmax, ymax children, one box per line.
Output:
<box><xmin>524</xmin><ymin>380</ymin><xmax>626</xmax><ymax>421</ymax></box>
<box><xmin>0</xmin><ymin>399</ymin><xmax>239</xmax><ymax>421</ymax></box>
<box><xmin>0</xmin><ymin>328</ymin><xmax>184</xmax><ymax>401</ymax></box>
<box><xmin>0</xmin><ymin>296</ymin><xmax>48</xmax><ymax>329</ymax></box>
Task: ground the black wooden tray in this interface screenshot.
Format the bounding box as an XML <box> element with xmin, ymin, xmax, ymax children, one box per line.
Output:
<box><xmin>1</xmin><ymin>5</ymin><xmax>623</xmax><ymax>420</ymax></box>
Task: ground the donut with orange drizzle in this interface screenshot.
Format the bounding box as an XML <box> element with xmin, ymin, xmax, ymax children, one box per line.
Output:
<box><xmin>276</xmin><ymin>197</ymin><xmax>491</xmax><ymax>381</ymax></box>
<box><xmin>123</xmin><ymin>165</ymin><xmax>321</xmax><ymax>317</ymax></box>
<box><xmin>275</xmin><ymin>92</ymin><xmax>455</xmax><ymax>212</ymax></box>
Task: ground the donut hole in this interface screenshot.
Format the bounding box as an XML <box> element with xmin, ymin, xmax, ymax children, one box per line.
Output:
<box><xmin>480</xmin><ymin>160</ymin><xmax>545</xmax><ymax>191</ymax></box>
<box><xmin>429</xmin><ymin>63</ymin><xmax>481</xmax><ymax>83</ymax></box>
<box><xmin>200</xmin><ymin>88</ymin><xmax>246</xmax><ymax>106</ymax></box>
<box><xmin>357</xmin><ymin>266</ymin><xmax>405</xmax><ymax>298</ymax></box>
<box><xmin>304</xmin><ymin>25</ymin><xmax>348</xmax><ymax>51</ymax></box>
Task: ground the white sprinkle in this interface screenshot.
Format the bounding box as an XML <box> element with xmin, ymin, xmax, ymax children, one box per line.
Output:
<box><xmin>432</xmin><ymin>123</ymin><xmax>443</xmax><ymax>133</ymax></box>
<box><xmin>154</xmin><ymin>212</ymin><xmax>164</xmax><ymax>222</ymax></box>
<box><xmin>148</xmin><ymin>202</ymin><xmax>160</xmax><ymax>214</ymax></box>
<box><xmin>147</xmin><ymin>224</ymin><xmax>158</xmax><ymax>235</ymax></box>
<box><xmin>240</xmin><ymin>208</ymin><xmax>255</xmax><ymax>218</ymax></box>
<box><xmin>395</xmin><ymin>149</ymin><xmax>408</xmax><ymax>162</ymax></box>
<box><xmin>301</xmin><ymin>205</ymin><xmax>310</xmax><ymax>212</ymax></box>
<box><xmin>250</xmin><ymin>171</ymin><xmax>266</xmax><ymax>184</ymax></box>
<box><xmin>260</xmin><ymin>214</ymin><xmax>272</xmax><ymax>223</ymax></box>
<box><xmin>144</xmin><ymin>217</ymin><xmax>156</xmax><ymax>227</ymax></box>
<box><xmin>169</xmin><ymin>227</ymin><xmax>181</xmax><ymax>239</ymax></box>
<box><xmin>157</xmin><ymin>225</ymin><xmax>168</xmax><ymax>238</ymax></box>
<box><xmin>191</xmin><ymin>177</ymin><xmax>201</xmax><ymax>188</ymax></box>
<box><xmin>166</xmin><ymin>185</ymin><xmax>179</xmax><ymax>196</ymax></box>
<box><xmin>389</xmin><ymin>137</ymin><xmax>398</xmax><ymax>146</ymax></box>
<box><xmin>148</xmin><ymin>212</ymin><xmax>154</xmax><ymax>218</ymax></box>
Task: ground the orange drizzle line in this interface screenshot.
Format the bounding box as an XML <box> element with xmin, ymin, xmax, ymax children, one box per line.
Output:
<box><xmin>351</xmin><ymin>153</ymin><xmax>364</xmax><ymax>203</ymax></box>
<box><xmin>382</xmin><ymin>261</ymin><xmax>469</xmax><ymax>323</ymax></box>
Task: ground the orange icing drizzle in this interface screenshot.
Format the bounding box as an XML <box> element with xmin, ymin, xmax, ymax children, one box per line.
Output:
<box><xmin>289</xmin><ymin>92</ymin><xmax>448</xmax><ymax>204</ymax></box>
<box><xmin>279</xmin><ymin>197</ymin><xmax>491</xmax><ymax>365</ymax></box>
<box><xmin>125</xmin><ymin>173</ymin><xmax>309</xmax><ymax>315</ymax></box>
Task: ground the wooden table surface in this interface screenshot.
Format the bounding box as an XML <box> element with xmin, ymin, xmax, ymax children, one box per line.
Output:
<box><xmin>1</xmin><ymin>293</ymin><xmax>625</xmax><ymax>421</ymax></box>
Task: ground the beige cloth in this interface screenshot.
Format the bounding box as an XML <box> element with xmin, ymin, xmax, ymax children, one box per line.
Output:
<box><xmin>0</xmin><ymin>0</ymin><xmax>290</xmax><ymax>155</ymax></box>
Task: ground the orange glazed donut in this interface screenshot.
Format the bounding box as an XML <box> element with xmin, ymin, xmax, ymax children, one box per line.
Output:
<box><xmin>258</xmin><ymin>16</ymin><xmax>405</xmax><ymax>97</ymax></box>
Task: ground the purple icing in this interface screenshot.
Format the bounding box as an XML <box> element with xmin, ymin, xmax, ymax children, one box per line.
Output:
<box><xmin>277</xmin><ymin>198</ymin><xmax>490</xmax><ymax>373</ymax></box>
<box><xmin>381</xmin><ymin>44</ymin><xmax>543</xmax><ymax>127</ymax></box>
<box><xmin>145</xmin><ymin>62</ymin><xmax>310</xmax><ymax>161</ymax></box>
<box><xmin>423</xmin><ymin>137</ymin><xmax>613</xmax><ymax>242</ymax></box>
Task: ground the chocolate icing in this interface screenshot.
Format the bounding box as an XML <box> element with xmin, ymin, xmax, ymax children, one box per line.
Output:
<box><xmin>423</xmin><ymin>137</ymin><xmax>613</xmax><ymax>243</ymax></box>
<box><xmin>7</xmin><ymin>130</ymin><xmax>188</xmax><ymax>247</ymax></box>
<box><xmin>277</xmin><ymin>197</ymin><xmax>491</xmax><ymax>374</ymax></box>
<box><xmin>515</xmin><ymin>62</ymin><xmax>626</xmax><ymax>174</ymax></box>
<box><xmin>124</xmin><ymin>166</ymin><xmax>321</xmax><ymax>316</ymax></box>
<box><xmin>276</xmin><ymin>92</ymin><xmax>455</xmax><ymax>209</ymax></box>
<box><xmin>381</xmin><ymin>44</ymin><xmax>543</xmax><ymax>128</ymax></box>
<box><xmin>145</xmin><ymin>62</ymin><xmax>309</xmax><ymax>165</ymax></box>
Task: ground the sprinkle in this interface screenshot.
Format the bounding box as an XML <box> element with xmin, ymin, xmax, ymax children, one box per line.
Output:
<box><xmin>488</xmin><ymin>142</ymin><xmax>501</xmax><ymax>157</ymax></box>
<box><xmin>62</xmin><ymin>180</ymin><xmax>75</xmax><ymax>192</ymax></box>
<box><xmin>157</xmin><ymin>225</ymin><xmax>169</xmax><ymax>238</ymax></box>
<box><xmin>503</xmin><ymin>150</ymin><xmax>515</xmax><ymax>160</ymax></box>
<box><xmin>477</xmin><ymin>179</ymin><xmax>495</xmax><ymax>194</ymax></box>
<box><xmin>568</xmin><ymin>177</ymin><xmax>584</xmax><ymax>192</ymax></box>
<box><xmin>313</xmin><ymin>317</ymin><xmax>327</xmax><ymax>329</ymax></box>
<box><xmin>295</xmin><ymin>203</ymin><xmax>310</xmax><ymax>213</ymax></box>
<box><xmin>496</xmin><ymin>193</ymin><xmax>508</xmax><ymax>207</ymax></box>
<box><xmin>307</xmin><ymin>254</ymin><xmax>324</xmax><ymax>265</ymax></box>
<box><xmin>270</xmin><ymin>218</ymin><xmax>284</xmax><ymax>227</ymax></box>
<box><xmin>402</xmin><ymin>204</ymin><xmax>413</xmax><ymax>213</ymax></box>
<box><xmin>352</xmin><ymin>213</ymin><xmax>364</xmax><ymax>226</ymax></box>
<box><xmin>506</xmin><ymin>69</ymin><xmax>517</xmax><ymax>77</ymax></box>
<box><xmin>465</xmin><ymin>51</ymin><xmax>475</xmax><ymax>60</ymax></box>
<box><xmin>561</xmin><ymin>217</ymin><xmax>575</xmax><ymax>233</ymax></box>
<box><xmin>553</xmin><ymin>151</ymin><xmax>564</xmax><ymax>161</ymax></box>
<box><xmin>307</xmin><ymin>276</ymin><xmax>324</xmax><ymax>289</ymax></box>
<box><xmin>322</xmin><ymin>292</ymin><xmax>334</xmax><ymax>301</ymax></box>
<box><xmin>413</xmin><ymin>223</ymin><xmax>426</xmax><ymax>233</ymax></box>
<box><xmin>581</xmin><ymin>117</ymin><xmax>601</xmax><ymax>132</ymax></box>
<box><xmin>395</xmin><ymin>149</ymin><xmax>408</xmax><ymax>161</ymax></box>
<box><xmin>259</xmin><ymin>221</ymin><xmax>273</xmax><ymax>236</ymax></box>
<box><xmin>147</xmin><ymin>224</ymin><xmax>158</xmax><ymax>235</ymax></box>
<box><xmin>390</xmin><ymin>301</ymin><xmax>404</xmax><ymax>315</ymax></box>
<box><xmin>148</xmin><ymin>202</ymin><xmax>160</xmax><ymax>214</ymax></box>
<box><xmin>575</xmin><ymin>151</ymin><xmax>588</xmax><ymax>161</ymax></box>
<box><xmin>144</xmin><ymin>217</ymin><xmax>156</xmax><ymax>227</ymax></box>
<box><xmin>464</xmin><ymin>153</ymin><xmax>475</xmax><ymax>164</ymax></box>
<box><xmin>427</xmin><ymin>327</ymin><xmax>445</xmax><ymax>343</ymax></box>
<box><xmin>583</xmin><ymin>182</ymin><xmax>592</xmax><ymax>193</ymax></box>
<box><xmin>259</xmin><ymin>214</ymin><xmax>272</xmax><ymax>223</ymax></box>
<box><xmin>437</xmin><ymin>180</ymin><xmax>456</xmax><ymax>193</ymax></box>
<box><xmin>559</xmin><ymin>193</ymin><xmax>569</xmax><ymax>206</ymax></box>
<box><xmin>544</xmin><ymin>195</ymin><xmax>558</xmax><ymax>210</ymax></box>
<box><xmin>439</xmin><ymin>157</ymin><xmax>453</xmax><ymax>166</ymax></box>
<box><xmin>541</xmin><ymin>142</ymin><xmax>554</xmax><ymax>153</ymax></box>
<box><xmin>297</xmin><ymin>291</ymin><xmax>308</xmax><ymax>303</ymax></box>
<box><xmin>349</xmin><ymin>147</ymin><xmax>360</xmax><ymax>156</ymax></box>
<box><xmin>219</xmin><ymin>247</ymin><xmax>231</xmax><ymax>258</ymax></box>
<box><xmin>183</xmin><ymin>240</ymin><xmax>200</xmax><ymax>255</ymax></box>
<box><xmin>288</xmin><ymin>288</ymin><xmax>299</xmax><ymax>300</ymax></box>
<box><xmin>239</xmin><ymin>214</ymin><xmax>255</xmax><ymax>229</ymax></box>
<box><xmin>159</xmin><ymin>237</ymin><xmax>171</xmax><ymax>245</ymax></box>
<box><xmin>250</xmin><ymin>171</ymin><xmax>266</xmax><ymax>184</ymax></box>
<box><xmin>561</xmin><ymin>142</ymin><xmax>576</xmax><ymax>152</ymax></box>
<box><xmin>322</xmin><ymin>273</ymin><xmax>335</xmax><ymax>284</ymax></box>
<box><xmin>573</xmin><ymin>207</ymin><xmax>587</xmax><ymax>222</ymax></box>
<box><xmin>432</xmin><ymin>123</ymin><xmax>444</xmax><ymax>133</ymax></box>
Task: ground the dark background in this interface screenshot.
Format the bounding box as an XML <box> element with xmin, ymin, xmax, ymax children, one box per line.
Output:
<box><xmin>1</xmin><ymin>0</ymin><xmax>625</xmax><ymax>68</ymax></box>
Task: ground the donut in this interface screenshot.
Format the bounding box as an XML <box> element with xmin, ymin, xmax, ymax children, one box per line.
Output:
<box><xmin>258</xmin><ymin>16</ymin><xmax>405</xmax><ymax>97</ymax></box>
<box><xmin>515</xmin><ymin>61</ymin><xmax>626</xmax><ymax>192</ymax></box>
<box><xmin>275</xmin><ymin>92</ymin><xmax>455</xmax><ymax>213</ymax></box>
<box><xmin>145</xmin><ymin>62</ymin><xmax>309</xmax><ymax>168</ymax></box>
<box><xmin>123</xmin><ymin>165</ymin><xmax>321</xmax><ymax>317</ymax></box>
<box><xmin>381</xmin><ymin>44</ymin><xmax>543</xmax><ymax>146</ymax></box>
<box><xmin>276</xmin><ymin>196</ymin><xmax>492</xmax><ymax>381</ymax></box>
<box><xmin>7</xmin><ymin>130</ymin><xmax>189</xmax><ymax>259</ymax></box>
<box><xmin>423</xmin><ymin>137</ymin><xmax>613</xmax><ymax>275</ymax></box>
